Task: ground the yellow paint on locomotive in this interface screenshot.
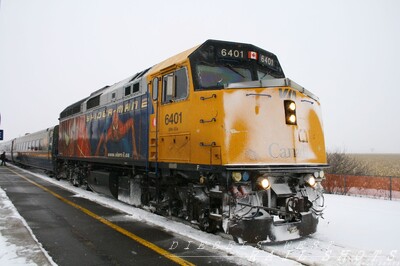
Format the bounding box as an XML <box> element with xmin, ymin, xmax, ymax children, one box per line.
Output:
<box><xmin>222</xmin><ymin>87</ymin><xmax>326</xmax><ymax>165</ymax></box>
<box><xmin>190</xmin><ymin>87</ymin><xmax>326</xmax><ymax>166</ymax></box>
<box><xmin>146</xmin><ymin>46</ymin><xmax>326</xmax><ymax>167</ymax></box>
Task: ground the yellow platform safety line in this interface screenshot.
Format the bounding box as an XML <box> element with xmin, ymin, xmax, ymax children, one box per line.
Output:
<box><xmin>6</xmin><ymin>168</ymin><xmax>194</xmax><ymax>266</ymax></box>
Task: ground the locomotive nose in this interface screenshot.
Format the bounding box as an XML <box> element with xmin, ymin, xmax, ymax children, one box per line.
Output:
<box><xmin>222</xmin><ymin>85</ymin><xmax>326</xmax><ymax>166</ymax></box>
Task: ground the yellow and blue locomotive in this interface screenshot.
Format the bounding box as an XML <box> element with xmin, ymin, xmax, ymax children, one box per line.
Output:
<box><xmin>4</xmin><ymin>40</ymin><xmax>328</xmax><ymax>243</ymax></box>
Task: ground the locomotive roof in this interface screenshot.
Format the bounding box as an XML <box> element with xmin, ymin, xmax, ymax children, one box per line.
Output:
<box><xmin>146</xmin><ymin>45</ymin><xmax>200</xmax><ymax>76</ymax></box>
<box><xmin>147</xmin><ymin>39</ymin><xmax>281</xmax><ymax>75</ymax></box>
<box><xmin>59</xmin><ymin>70</ymin><xmax>150</xmax><ymax>119</ymax></box>
<box><xmin>60</xmin><ymin>39</ymin><xmax>281</xmax><ymax>120</ymax></box>
<box><xmin>59</xmin><ymin>42</ymin><xmax>202</xmax><ymax>120</ymax></box>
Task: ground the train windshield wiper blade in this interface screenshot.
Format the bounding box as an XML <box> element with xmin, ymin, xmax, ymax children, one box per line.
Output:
<box><xmin>225</xmin><ymin>64</ymin><xmax>245</xmax><ymax>78</ymax></box>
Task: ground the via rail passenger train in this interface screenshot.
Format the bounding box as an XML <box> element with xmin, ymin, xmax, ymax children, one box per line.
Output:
<box><xmin>0</xmin><ymin>40</ymin><xmax>327</xmax><ymax>243</ymax></box>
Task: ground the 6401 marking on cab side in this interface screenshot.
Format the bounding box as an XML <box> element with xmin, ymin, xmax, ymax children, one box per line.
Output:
<box><xmin>164</xmin><ymin>112</ymin><xmax>183</xmax><ymax>125</ymax></box>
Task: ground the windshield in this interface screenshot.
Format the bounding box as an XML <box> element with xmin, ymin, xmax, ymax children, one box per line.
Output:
<box><xmin>257</xmin><ymin>70</ymin><xmax>276</xmax><ymax>80</ymax></box>
<box><xmin>196</xmin><ymin>64</ymin><xmax>282</xmax><ymax>89</ymax></box>
<box><xmin>189</xmin><ymin>40</ymin><xmax>286</xmax><ymax>91</ymax></box>
<box><xmin>196</xmin><ymin>64</ymin><xmax>252</xmax><ymax>89</ymax></box>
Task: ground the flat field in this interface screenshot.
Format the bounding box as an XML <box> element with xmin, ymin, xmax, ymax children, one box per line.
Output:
<box><xmin>349</xmin><ymin>153</ymin><xmax>400</xmax><ymax>177</ymax></box>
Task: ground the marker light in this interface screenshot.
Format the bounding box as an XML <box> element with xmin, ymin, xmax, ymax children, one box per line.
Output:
<box><xmin>232</xmin><ymin>172</ymin><xmax>242</xmax><ymax>182</ymax></box>
<box><xmin>242</xmin><ymin>172</ymin><xmax>250</xmax><ymax>182</ymax></box>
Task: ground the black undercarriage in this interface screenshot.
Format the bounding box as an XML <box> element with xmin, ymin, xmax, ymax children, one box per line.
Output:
<box><xmin>55</xmin><ymin>159</ymin><xmax>325</xmax><ymax>243</ymax></box>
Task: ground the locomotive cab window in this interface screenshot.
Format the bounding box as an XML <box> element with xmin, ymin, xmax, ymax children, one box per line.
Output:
<box><xmin>152</xmin><ymin>77</ymin><xmax>159</xmax><ymax>101</ymax></box>
<box><xmin>162</xmin><ymin>67</ymin><xmax>188</xmax><ymax>104</ymax></box>
<box><xmin>196</xmin><ymin>64</ymin><xmax>252</xmax><ymax>89</ymax></box>
<box><xmin>257</xmin><ymin>70</ymin><xmax>275</xmax><ymax>80</ymax></box>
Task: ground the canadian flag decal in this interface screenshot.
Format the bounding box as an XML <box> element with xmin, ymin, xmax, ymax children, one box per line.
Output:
<box><xmin>248</xmin><ymin>51</ymin><xmax>258</xmax><ymax>60</ymax></box>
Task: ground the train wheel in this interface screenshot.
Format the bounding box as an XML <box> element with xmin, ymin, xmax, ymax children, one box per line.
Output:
<box><xmin>233</xmin><ymin>236</ymin><xmax>245</xmax><ymax>244</ymax></box>
<box><xmin>198</xmin><ymin>210</ymin><xmax>217</xmax><ymax>233</ymax></box>
<box><xmin>70</xmin><ymin>174</ymin><xmax>80</xmax><ymax>187</ymax></box>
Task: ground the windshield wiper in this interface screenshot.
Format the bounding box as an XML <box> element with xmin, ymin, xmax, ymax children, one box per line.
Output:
<box><xmin>259</xmin><ymin>72</ymin><xmax>269</xmax><ymax>79</ymax></box>
<box><xmin>226</xmin><ymin>64</ymin><xmax>245</xmax><ymax>78</ymax></box>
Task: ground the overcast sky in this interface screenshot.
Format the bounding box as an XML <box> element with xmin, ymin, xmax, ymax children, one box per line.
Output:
<box><xmin>0</xmin><ymin>0</ymin><xmax>399</xmax><ymax>153</ymax></box>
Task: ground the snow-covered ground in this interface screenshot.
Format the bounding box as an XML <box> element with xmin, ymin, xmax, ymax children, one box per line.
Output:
<box><xmin>263</xmin><ymin>194</ymin><xmax>400</xmax><ymax>265</ymax></box>
<box><xmin>0</xmin><ymin>187</ymin><xmax>55</xmax><ymax>265</ymax></box>
<box><xmin>1</xmin><ymin>165</ymin><xmax>400</xmax><ymax>265</ymax></box>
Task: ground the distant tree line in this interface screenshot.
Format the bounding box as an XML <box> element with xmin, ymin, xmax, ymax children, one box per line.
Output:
<box><xmin>326</xmin><ymin>151</ymin><xmax>370</xmax><ymax>175</ymax></box>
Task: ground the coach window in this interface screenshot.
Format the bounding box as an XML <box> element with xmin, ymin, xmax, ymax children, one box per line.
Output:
<box><xmin>162</xmin><ymin>67</ymin><xmax>188</xmax><ymax>104</ymax></box>
<box><xmin>40</xmin><ymin>139</ymin><xmax>44</xmax><ymax>150</ymax></box>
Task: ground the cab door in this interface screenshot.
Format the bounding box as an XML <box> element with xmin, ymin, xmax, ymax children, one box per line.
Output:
<box><xmin>156</xmin><ymin>66</ymin><xmax>191</xmax><ymax>163</ymax></box>
<box><xmin>149</xmin><ymin>77</ymin><xmax>160</xmax><ymax>162</ymax></box>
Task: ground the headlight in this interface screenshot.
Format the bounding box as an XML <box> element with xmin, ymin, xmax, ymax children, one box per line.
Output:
<box><xmin>319</xmin><ymin>171</ymin><xmax>325</xmax><ymax>178</ymax></box>
<box><xmin>259</xmin><ymin>177</ymin><xmax>271</xmax><ymax>190</ymax></box>
<box><xmin>305</xmin><ymin>175</ymin><xmax>317</xmax><ymax>187</ymax></box>
<box><xmin>232</xmin><ymin>172</ymin><xmax>242</xmax><ymax>182</ymax></box>
<box><xmin>284</xmin><ymin>100</ymin><xmax>297</xmax><ymax>125</ymax></box>
<box><xmin>288</xmin><ymin>114</ymin><xmax>296</xmax><ymax>124</ymax></box>
<box><xmin>288</xmin><ymin>102</ymin><xmax>296</xmax><ymax>111</ymax></box>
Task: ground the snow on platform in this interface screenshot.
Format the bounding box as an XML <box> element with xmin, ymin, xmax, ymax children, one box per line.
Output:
<box><xmin>0</xmin><ymin>187</ymin><xmax>55</xmax><ymax>265</ymax></box>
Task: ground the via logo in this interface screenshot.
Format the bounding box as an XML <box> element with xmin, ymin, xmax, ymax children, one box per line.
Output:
<box><xmin>279</xmin><ymin>88</ymin><xmax>296</xmax><ymax>99</ymax></box>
